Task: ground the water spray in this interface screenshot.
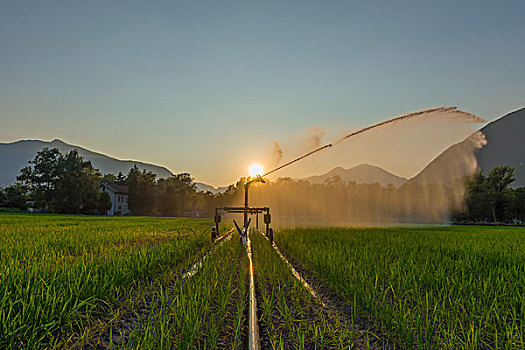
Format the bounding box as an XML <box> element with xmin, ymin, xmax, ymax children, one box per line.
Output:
<box><xmin>261</xmin><ymin>143</ymin><xmax>333</xmax><ymax>177</ymax></box>
<box><xmin>212</xmin><ymin>106</ymin><xmax>485</xmax><ymax>240</ymax></box>
<box><xmin>260</xmin><ymin>107</ymin><xmax>484</xmax><ymax>178</ymax></box>
<box><xmin>335</xmin><ymin>106</ymin><xmax>484</xmax><ymax>145</ymax></box>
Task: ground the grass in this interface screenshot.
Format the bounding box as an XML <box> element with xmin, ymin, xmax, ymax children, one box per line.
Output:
<box><xmin>275</xmin><ymin>226</ymin><xmax>525</xmax><ymax>349</ymax></box>
<box><xmin>4</xmin><ymin>212</ymin><xmax>524</xmax><ymax>349</ymax></box>
<box><xmin>0</xmin><ymin>213</ymin><xmax>214</xmax><ymax>349</ymax></box>
<box><xmin>251</xmin><ymin>230</ymin><xmax>356</xmax><ymax>349</ymax></box>
<box><xmin>123</xmin><ymin>233</ymin><xmax>248</xmax><ymax>349</ymax></box>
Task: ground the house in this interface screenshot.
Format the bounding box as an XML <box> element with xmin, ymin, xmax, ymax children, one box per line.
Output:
<box><xmin>100</xmin><ymin>183</ymin><xmax>131</xmax><ymax>216</ymax></box>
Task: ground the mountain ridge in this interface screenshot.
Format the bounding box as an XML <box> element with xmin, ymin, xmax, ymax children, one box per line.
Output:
<box><xmin>305</xmin><ymin>163</ymin><xmax>407</xmax><ymax>187</ymax></box>
<box><xmin>411</xmin><ymin>107</ymin><xmax>525</xmax><ymax>186</ymax></box>
<box><xmin>3</xmin><ymin>108</ymin><xmax>523</xmax><ymax>192</ymax></box>
<box><xmin>0</xmin><ymin>138</ymin><xmax>229</xmax><ymax>193</ymax></box>
<box><xmin>0</xmin><ymin>138</ymin><xmax>175</xmax><ymax>187</ymax></box>
<box><xmin>194</xmin><ymin>182</ymin><xmax>228</xmax><ymax>194</ymax></box>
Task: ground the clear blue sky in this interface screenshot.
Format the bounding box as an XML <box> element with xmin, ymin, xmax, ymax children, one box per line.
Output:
<box><xmin>1</xmin><ymin>1</ymin><xmax>524</xmax><ymax>186</ymax></box>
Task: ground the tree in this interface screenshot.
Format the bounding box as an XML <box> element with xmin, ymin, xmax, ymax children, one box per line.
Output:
<box><xmin>78</xmin><ymin>158</ymin><xmax>103</xmax><ymax>214</ymax></box>
<box><xmin>101</xmin><ymin>173</ymin><xmax>117</xmax><ymax>184</ymax></box>
<box><xmin>156</xmin><ymin>178</ymin><xmax>178</xmax><ymax>216</ymax></box>
<box><xmin>463</xmin><ymin>171</ymin><xmax>490</xmax><ymax>221</ymax></box>
<box><xmin>485</xmin><ymin>166</ymin><xmax>515</xmax><ymax>192</ymax></box>
<box><xmin>514</xmin><ymin>188</ymin><xmax>525</xmax><ymax>222</ymax></box>
<box><xmin>172</xmin><ymin>173</ymin><xmax>196</xmax><ymax>216</ymax></box>
<box><xmin>460</xmin><ymin>166</ymin><xmax>517</xmax><ymax>222</ymax></box>
<box><xmin>54</xmin><ymin>150</ymin><xmax>86</xmax><ymax>213</ymax></box>
<box><xmin>17</xmin><ymin>148</ymin><xmax>62</xmax><ymax>211</ymax></box>
<box><xmin>115</xmin><ymin>171</ymin><xmax>127</xmax><ymax>184</ymax></box>
<box><xmin>17</xmin><ymin>148</ymin><xmax>105</xmax><ymax>214</ymax></box>
<box><xmin>2</xmin><ymin>184</ymin><xmax>29</xmax><ymax>210</ymax></box>
<box><xmin>0</xmin><ymin>187</ymin><xmax>5</xmax><ymax>206</ymax></box>
<box><xmin>126</xmin><ymin>165</ymin><xmax>141</xmax><ymax>213</ymax></box>
<box><xmin>127</xmin><ymin>166</ymin><xmax>157</xmax><ymax>216</ymax></box>
<box><xmin>46</xmin><ymin>150</ymin><xmax>102</xmax><ymax>214</ymax></box>
<box><xmin>98</xmin><ymin>190</ymin><xmax>113</xmax><ymax>215</ymax></box>
<box><xmin>485</xmin><ymin>166</ymin><xmax>515</xmax><ymax>221</ymax></box>
<box><xmin>504</xmin><ymin>187</ymin><xmax>525</xmax><ymax>222</ymax></box>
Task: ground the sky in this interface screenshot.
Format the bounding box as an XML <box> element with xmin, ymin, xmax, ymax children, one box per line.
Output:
<box><xmin>1</xmin><ymin>1</ymin><xmax>524</xmax><ymax>187</ymax></box>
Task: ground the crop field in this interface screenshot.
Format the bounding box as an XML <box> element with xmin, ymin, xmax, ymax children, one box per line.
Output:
<box><xmin>117</xmin><ymin>234</ymin><xmax>249</xmax><ymax>349</ymax></box>
<box><xmin>2</xmin><ymin>212</ymin><xmax>524</xmax><ymax>349</ymax></box>
<box><xmin>251</xmin><ymin>232</ymin><xmax>357</xmax><ymax>349</ymax></box>
<box><xmin>0</xmin><ymin>213</ymin><xmax>214</xmax><ymax>349</ymax></box>
<box><xmin>276</xmin><ymin>226</ymin><xmax>525</xmax><ymax>349</ymax></box>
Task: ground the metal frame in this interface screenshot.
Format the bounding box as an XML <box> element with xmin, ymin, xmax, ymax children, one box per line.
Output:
<box><xmin>215</xmin><ymin>206</ymin><xmax>270</xmax><ymax>232</ymax></box>
<box><xmin>213</xmin><ymin>174</ymin><xmax>272</xmax><ymax>240</ymax></box>
<box><xmin>211</xmin><ymin>144</ymin><xmax>333</xmax><ymax>241</ymax></box>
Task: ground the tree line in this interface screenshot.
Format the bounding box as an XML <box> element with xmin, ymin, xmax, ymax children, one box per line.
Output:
<box><xmin>2</xmin><ymin>147</ymin><xmax>525</xmax><ymax>224</ymax></box>
<box><xmin>0</xmin><ymin>148</ymin><xmax>216</xmax><ymax>216</ymax></box>
<box><xmin>213</xmin><ymin>167</ymin><xmax>525</xmax><ymax>224</ymax></box>
<box><xmin>452</xmin><ymin>166</ymin><xmax>525</xmax><ymax>223</ymax></box>
<box><xmin>1</xmin><ymin>148</ymin><xmax>110</xmax><ymax>214</ymax></box>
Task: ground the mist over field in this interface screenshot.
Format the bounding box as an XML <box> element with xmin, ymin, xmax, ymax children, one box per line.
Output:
<box><xmin>220</xmin><ymin>107</ymin><xmax>487</xmax><ymax>225</ymax></box>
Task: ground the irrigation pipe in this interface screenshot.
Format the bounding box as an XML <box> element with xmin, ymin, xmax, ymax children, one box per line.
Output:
<box><xmin>246</xmin><ymin>231</ymin><xmax>261</xmax><ymax>350</ymax></box>
<box><xmin>214</xmin><ymin>227</ymin><xmax>235</xmax><ymax>245</ymax></box>
<box><xmin>182</xmin><ymin>228</ymin><xmax>234</xmax><ymax>279</ymax></box>
<box><xmin>256</xmin><ymin>230</ymin><xmax>327</xmax><ymax>308</ymax></box>
<box><xmin>257</xmin><ymin>230</ymin><xmax>386</xmax><ymax>349</ymax></box>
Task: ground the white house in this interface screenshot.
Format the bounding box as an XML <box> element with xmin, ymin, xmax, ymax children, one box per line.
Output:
<box><xmin>100</xmin><ymin>183</ymin><xmax>131</xmax><ymax>216</ymax></box>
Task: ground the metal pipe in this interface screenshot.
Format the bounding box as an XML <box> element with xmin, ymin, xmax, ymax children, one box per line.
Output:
<box><xmin>246</xmin><ymin>231</ymin><xmax>260</xmax><ymax>350</ymax></box>
<box><xmin>214</xmin><ymin>207</ymin><xmax>220</xmax><ymax>240</ymax></box>
<box><xmin>244</xmin><ymin>183</ymin><xmax>249</xmax><ymax>227</ymax></box>
<box><xmin>256</xmin><ymin>230</ymin><xmax>326</xmax><ymax>308</ymax></box>
<box><xmin>183</xmin><ymin>228</ymin><xmax>234</xmax><ymax>279</ymax></box>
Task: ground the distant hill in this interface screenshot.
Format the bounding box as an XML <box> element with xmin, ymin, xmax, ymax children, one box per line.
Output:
<box><xmin>0</xmin><ymin>139</ymin><xmax>174</xmax><ymax>187</ymax></box>
<box><xmin>194</xmin><ymin>182</ymin><xmax>228</xmax><ymax>194</ymax></box>
<box><xmin>411</xmin><ymin>108</ymin><xmax>525</xmax><ymax>186</ymax></box>
<box><xmin>305</xmin><ymin>164</ymin><xmax>407</xmax><ymax>187</ymax></box>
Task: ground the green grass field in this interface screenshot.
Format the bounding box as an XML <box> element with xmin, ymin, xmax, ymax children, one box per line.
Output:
<box><xmin>251</xmin><ymin>231</ymin><xmax>356</xmax><ymax>349</ymax></box>
<box><xmin>276</xmin><ymin>226</ymin><xmax>525</xmax><ymax>349</ymax></box>
<box><xmin>2</xmin><ymin>213</ymin><xmax>524</xmax><ymax>349</ymax></box>
<box><xmin>122</xmin><ymin>234</ymin><xmax>249</xmax><ymax>349</ymax></box>
<box><xmin>0</xmin><ymin>213</ymin><xmax>215</xmax><ymax>349</ymax></box>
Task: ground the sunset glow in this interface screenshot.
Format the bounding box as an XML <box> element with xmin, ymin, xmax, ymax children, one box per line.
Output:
<box><xmin>249</xmin><ymin>164</ymin><xmax>264</xmax><ymax>177</ymax></box>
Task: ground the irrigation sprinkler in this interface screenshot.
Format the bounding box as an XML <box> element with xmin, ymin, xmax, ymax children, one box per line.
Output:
<box><xmin>213</xmin><ymin>144</ymin><xmax>333</xmax><ymax>241</ymax></box>
<box><xmin>215</xmin><ymin>174</ymin><xmax>273</xmax><ymax>241</ymax></box>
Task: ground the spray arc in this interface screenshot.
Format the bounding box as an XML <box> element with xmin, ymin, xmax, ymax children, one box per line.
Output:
<box><xmin>212</xmin><ymin>106</ymin><xmax>485</xmax><ymax>239</ymax></box>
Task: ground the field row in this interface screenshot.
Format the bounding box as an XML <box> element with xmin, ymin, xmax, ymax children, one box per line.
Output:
<box><xmin>276</xmin><ymin>226</ymin><xmax>525</xmax><ymax>349</ymax></box>
<box><xmin>0</xmin><ymin>214</ymin><xmax>214</xmax><ymax>349</ymax></box>
<box><xmin>2</xmin><ymin>213</ymin><xmax>524</xmax><ymax>349</ymax></box>
<box><xmin>1</xmin><ymin>214</ymin><xmax>354</xmax><ymax>349</ymax></box>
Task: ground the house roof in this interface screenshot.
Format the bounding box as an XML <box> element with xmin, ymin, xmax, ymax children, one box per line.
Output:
<box><xmin>101</xmin><ymin>182</ymin><xmax>129</xmax><ymax>194</ymax></box>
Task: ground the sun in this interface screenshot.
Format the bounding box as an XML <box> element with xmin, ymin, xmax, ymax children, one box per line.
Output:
<box><xmin>249</xmin><ymin>163</ymin><xmax>264</xmax><ymax>177</ymax></box>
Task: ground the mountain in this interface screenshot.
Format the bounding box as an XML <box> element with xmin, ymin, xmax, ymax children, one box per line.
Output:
<box><xmin>194</xmin><ymin>182</ymin><xmax>228</xmax><ymax>194</ymax></box>
<box><xmin>305</xmin><ymin>164</ymin><xmax>407</xmax><ymax>187</ymax></box>
<box><xmin>0</xmin><ymin>139</ymin><xmax>174</xmax><ymax>187</ymax></box>
<box><xmin>411</xmin><ymin>108</ymin><xmax>525</xmax><ymax>186</ymax></box>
